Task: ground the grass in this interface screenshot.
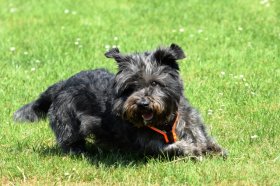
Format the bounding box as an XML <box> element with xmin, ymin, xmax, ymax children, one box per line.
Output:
<box><xmin>0</xmin><ymin>0</ymin><xmax>279</xmax><ymax>185</ymax></box>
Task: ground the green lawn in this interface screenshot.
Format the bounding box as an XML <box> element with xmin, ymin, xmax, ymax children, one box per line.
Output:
<box><xmin>0</xmin><ymin>0</ymin><xmax>279</xmax><ymax>185</ymax></box>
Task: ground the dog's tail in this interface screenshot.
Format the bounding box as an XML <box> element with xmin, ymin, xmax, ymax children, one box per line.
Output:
<box><xmin>14</xmin><ymin>82</ymin><xmax>63</xmax><ymax>122</ymax></box>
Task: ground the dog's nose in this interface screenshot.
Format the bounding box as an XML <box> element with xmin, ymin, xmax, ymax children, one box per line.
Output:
<box><xmin>137</xmin><ymin>98</ymin><xmax>150</xmax><ymax>108</ymax></box>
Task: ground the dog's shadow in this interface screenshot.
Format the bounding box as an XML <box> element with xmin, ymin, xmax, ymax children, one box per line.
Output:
<box><xmin>36</xmin><ymin>144</ymin><xmax>150</xmax><ymax>167</ymax></box>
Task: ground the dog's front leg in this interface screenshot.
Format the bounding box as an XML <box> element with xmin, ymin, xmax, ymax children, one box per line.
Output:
<box><xmin>163</xmin><ymin>140</ymin><xmax>203</xmax><ymax>157</ymax></box>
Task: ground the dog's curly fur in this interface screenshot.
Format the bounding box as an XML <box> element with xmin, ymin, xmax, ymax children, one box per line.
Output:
<box><xmin>14</xmin><ymin>44</ymin><xmax>227</xmax><ymax>158</ymax></box>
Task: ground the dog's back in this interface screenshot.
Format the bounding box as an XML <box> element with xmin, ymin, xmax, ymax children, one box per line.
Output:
<box><xmin>13</xmin><ymin>69</ymin><xmax>114</xmax><ymax>123</ymax></box>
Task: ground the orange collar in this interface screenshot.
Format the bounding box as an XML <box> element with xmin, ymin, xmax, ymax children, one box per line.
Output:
<box><xmin>147</xmin><ymin>113</ymin><xmax>179</xmax><ymax>144</ymax></box>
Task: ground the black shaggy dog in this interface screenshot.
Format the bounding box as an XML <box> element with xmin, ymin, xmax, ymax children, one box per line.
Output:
<box><xmin>14</xmin><ymin>44</ymin><xmax>226</xmax><ymax>158</ymax></box>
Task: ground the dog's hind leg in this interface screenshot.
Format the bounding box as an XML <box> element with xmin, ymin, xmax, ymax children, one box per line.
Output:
<box><xmin>14</xmin><ymin>81</ymin><xmax>65</xmax><ymax>122</ymax></box>
<box><xmin>48</xmin><ymin>104</ymin><xmax>104</xmax><ymax>154</ymax></box>
<box><xmin>49</xmin><ymin>112</ymin><xmax>87</xmax><ymax>154</ymax></box>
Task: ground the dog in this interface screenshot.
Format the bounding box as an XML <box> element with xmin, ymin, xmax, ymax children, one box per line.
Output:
<box><xmin>14</xmin><ymin>43</ymin><xmax>227</xmax><ymax>158</ymax></box>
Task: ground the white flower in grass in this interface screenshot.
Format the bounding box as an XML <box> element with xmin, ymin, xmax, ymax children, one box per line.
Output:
<box><xmin>250</xmin><ymin>134</ymin><xmax>258</xmax><ymax>139</ymax></box>
<box><xmin>207</xmin><ymin>109</ymin><xmax>213</xmax><ymax>115</ymax></box>
<box><xmin>31</xmin><ymin>67</ymin><xmax>36</xmax><ymax>71</ymax></box>
<box><xmin>23</xmin><ymin>51</ymin><xmax>28</xmax><ymax>55</ymax></box>
<box><xmin>197</xmin><ymin>29</ymin><xmax>203</xmax><ymax>33</ymax></box>
<box><xmin>245</xmin><ymin>83</ymin><xmax>249</xmax><ymax>87</ymax></box>
<box><xmin>74</xmin><ymin>41</ymin><xmax>79</xmax><ymax>45</ymax></box>
<box><xmin>179</xmin><ymin>28</ymin><xmax>185</xmax><ymax>32</ymax></box>
<box><xmin>219</xmin><ymin>92</ymin><xmax>223</xmax><ymax>96</ymax></box>
<box><xmin>114</xmin><ymin>36</ymin><xmax>118</xmax><ymax>41</ymax></box>
<box><xmin>238</xmin><ymin>27</ymin><xmax>243</xmax><ymax>31</ymax></box>
<box><xmin>64</xmin><ymin>9</ymin><xmax>70</xmax><ymax>14</ymax></box>
<box><xmin>220</xmin><ymin>71</ymin><xmax>225</xmax><ymax>76</ymax></box>
<box><xmin>10</xmin><ymin>7</ymin><xmax>17</xmax><ymax>13</ymax></box>
<box><xmin>10</xmin><ymin>47</ymin><xmax>16</xmax><ymax>52</ymax></box>
<box><xmin>112</xmin><ymin>45</ymin><xmax>117</xmax><ymax>48</ymax></box>
<box><xmin>239</xmin><ymin>75</ymin><xmax>244</xmax><ymax>79</ymax></box>
<box><xmin>105</xmin><ymin>45</ymin><xmax>110</xmax><ymax>49</ymax></box>
<box><xmin>76</xmin><ymin>38</ymin><xmax>81</xmax><ymax>42</ymax></box>
<box><xmin>260</xmin><ymin>0</ymin><xmax>269</xmax><ymax>5</ymax></box>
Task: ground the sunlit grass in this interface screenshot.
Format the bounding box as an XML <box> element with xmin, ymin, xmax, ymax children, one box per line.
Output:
<box><xmin>0</xmin><ymin>0</ymin><xmax>279</xmax><ymax>185</ymax></box>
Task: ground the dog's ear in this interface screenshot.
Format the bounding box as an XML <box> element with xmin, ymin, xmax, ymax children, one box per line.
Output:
<box><xmin>153</xmin><ymin>43</ymin><xmax>186</xmax><ymax>69</ymax></box>
<box><xmin>105</xmin><ymin>48</ymin><xmax>128</xmax><ymax>63</ymax></box>
<box><xmin>169</xmin><ymin>43</ymin><xmax>186</xmax><ymax>60</ymax></box>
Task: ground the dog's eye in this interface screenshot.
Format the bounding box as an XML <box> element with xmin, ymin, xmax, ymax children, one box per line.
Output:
<box><xmin>150</xmin><ymin>81</ymin><xmax>158</xmax><ymax>87</ymax></box>
<box><xmin>123</xmin><ymin>87</ymin><xmax>134</xmax><ymax>95</ymax></box>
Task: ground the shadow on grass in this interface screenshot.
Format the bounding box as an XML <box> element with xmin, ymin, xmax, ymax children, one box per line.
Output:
<box><xmin>36</xmin><ymin>143</ymin><xmax>150</xmax><ymax>167</ymax></box>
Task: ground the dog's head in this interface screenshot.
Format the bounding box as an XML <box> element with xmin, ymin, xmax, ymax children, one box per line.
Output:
<box><xmin>105</xmin><ymin>44</ymin><xmax>186</xmax><ymax>127</ymax></box>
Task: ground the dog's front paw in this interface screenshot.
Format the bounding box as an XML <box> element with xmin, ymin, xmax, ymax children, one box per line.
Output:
<box><xmin>206</xmin><ymin>142</ymin><xmax>228</xmax><ymax>159</ymax></box>
<box><xmin>219</xmin><ymin>149</ymin><xmax>228</xmax><ymax>159</ymax></box>
<box><xmin>163</xmin><ymin>140</ymin><xmax>202</xmax><ymax>157</ymax></box>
